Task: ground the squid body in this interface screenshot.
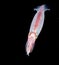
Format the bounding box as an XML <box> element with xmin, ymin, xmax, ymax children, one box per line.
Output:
<box><xmin>25</xmin><ymin>4</ymin><xmax>50</xmax><ymax>56</ymax></box>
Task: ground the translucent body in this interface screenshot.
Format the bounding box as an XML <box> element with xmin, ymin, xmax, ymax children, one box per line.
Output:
<box><xmin>25</xmin><ymin>4</ymin><xmax>50</xmax><ymax>56</ymax></box>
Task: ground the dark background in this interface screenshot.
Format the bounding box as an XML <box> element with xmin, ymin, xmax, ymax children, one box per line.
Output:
<box><xmin>16</xmin><ymin>0</ymin><xmax>59</xmax><ymax>64</ymax></box>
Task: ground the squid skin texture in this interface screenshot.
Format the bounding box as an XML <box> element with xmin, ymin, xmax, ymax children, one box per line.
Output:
<box><xmin>25</xmin><ymin>4</ymin><xmax>50</xmax><ymax>56</ymax></box>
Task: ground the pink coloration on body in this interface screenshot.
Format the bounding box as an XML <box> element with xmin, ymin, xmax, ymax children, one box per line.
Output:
<box><xmin>34</xmin><ymin>11</ymin><xmax>42</xmax><ymax>30</ymax></box>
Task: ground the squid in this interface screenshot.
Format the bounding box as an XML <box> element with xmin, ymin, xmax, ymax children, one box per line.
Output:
<box><xmin>25</xmin><ymin>4</ymin><xmax>50</xmax><ymax>56</ymax></box>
